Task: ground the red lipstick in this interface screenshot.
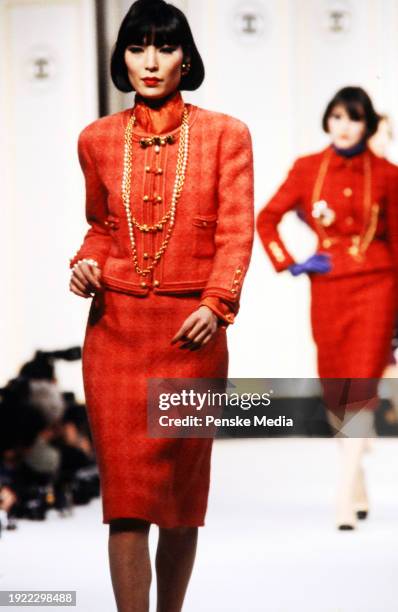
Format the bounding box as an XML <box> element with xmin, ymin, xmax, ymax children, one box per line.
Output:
<box><xmin>142</xmin><ymin>78</ymin><xmax>161</xmax><ymax>86</ymax></box>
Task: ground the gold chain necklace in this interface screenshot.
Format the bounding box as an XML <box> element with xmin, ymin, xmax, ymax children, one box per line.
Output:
<box><xmin>121</xmin><ymin>107</ymin><xmax>189</xmax><ymax>277</ymax></box>
<box><xmin>311</xmin><ymin>148</ymin><xmax>379</xmax><ymax>262</ymax></box>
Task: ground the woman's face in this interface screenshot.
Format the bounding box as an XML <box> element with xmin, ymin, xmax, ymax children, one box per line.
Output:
<box><xmin>327</xmin><ymin>104</ymin><xmax>367</xmax><ymax>149</ymax></box>
<box><xmin>124</xmin><ymin>43</ymin><xmax>185</xmax><ymax>99</ymax></box>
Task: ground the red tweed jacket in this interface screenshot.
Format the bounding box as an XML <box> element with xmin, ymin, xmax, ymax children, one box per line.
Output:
<box><xmin>257</xmin><ymin>146</ymin><xmax>398</xmax><ymax>278</ymax></box>
<box><xmin>70</xmin><ymin>102</ymin><xmax>254</xmax><ymax>317</ymax></box>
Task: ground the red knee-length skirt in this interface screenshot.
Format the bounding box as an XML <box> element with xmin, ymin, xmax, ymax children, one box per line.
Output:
<box><xmin>82</xmin><ymin>289</ymin><xmax>228</xmax><ymax>528</ymax></box>
<box><xmin>310</xmin><ymin>269</ymin><xmax>398</xmax><ymax>411</ymax></box>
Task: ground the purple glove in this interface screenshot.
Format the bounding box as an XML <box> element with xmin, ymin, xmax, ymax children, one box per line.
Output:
<box><xmin>289</xmin><ymin>253</ymin><xmax>332</xmax><ymax>277</ymax></box>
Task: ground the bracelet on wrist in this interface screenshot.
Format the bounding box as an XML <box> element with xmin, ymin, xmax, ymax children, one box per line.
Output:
<box><xmin>72</xmin><ymin>258</ymin><xmax>99</xmax><ymax>271</ymax></box>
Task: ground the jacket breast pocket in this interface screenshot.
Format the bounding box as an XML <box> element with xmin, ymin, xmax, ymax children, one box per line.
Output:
<box><xmin>192</xmin><ymin>214</ymin><xmax>218</xmax><ymax>258</ymax></box>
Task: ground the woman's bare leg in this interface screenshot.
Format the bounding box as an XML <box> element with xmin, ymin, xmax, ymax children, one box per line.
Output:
<box><xmin>335</xmin><ymin>437</ymin><xmax>367</xmax><ymax>529</ymax></box>
<box><xmin>354</xmin><ymin>463</ymin><xmax>369</xmax><ymax>518</ymax></box>
<box><xmin>155</xmin><ymin>526</ymin><xmax>198</xmax><ymax>612</ymax></box>
<box><xmin>108</xmin><ymin>518</ymin><xmax>152</xmax><ymax>612</ymax></box>
<box><xmin>326</xmin><ymin>408</ymin><xmax>376</xmax><ymax>530</ymax></box>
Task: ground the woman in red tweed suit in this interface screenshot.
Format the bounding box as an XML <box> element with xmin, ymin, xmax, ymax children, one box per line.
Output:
<box><xmin>69</xmin><ymin>1</ymin><xmax>253</xmax><ymax>609</ymax></box>
<box><xmin>257</xmin><ymin>87</ymin><xmax>398</xmax><ymax>531</ymax></box>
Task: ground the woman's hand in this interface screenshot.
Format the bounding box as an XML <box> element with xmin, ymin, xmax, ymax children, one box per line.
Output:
<box><xmin>69</xmin><ymin>259</ymin><xmax>102</xmax><ymax>298</ymax></box>
<box><xmin>171</xmin><ymin>306</ymin><xmax>218</xmax><ymax>350</ymax></box>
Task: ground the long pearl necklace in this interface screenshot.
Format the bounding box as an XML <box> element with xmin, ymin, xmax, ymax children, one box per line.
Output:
<box><xmin>121</xmin><ymin>106</ymin><xmax>190</xmax><ymax>277</ymax></box>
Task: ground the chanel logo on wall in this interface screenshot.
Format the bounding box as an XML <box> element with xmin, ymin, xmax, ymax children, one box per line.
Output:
<box><xmin>232</xmin><ymin>1</ymin><xmax>267</xmax><ymax>44</ymax></box>
<box><xmin>323</xmin><ymin>0</ymin><xmax>352</xmax><ymax>36</ymax></box>
<box><xmin>24</xmin><ymin>45</ymin><xmax>59</xmax><ymax>91</ymax></box>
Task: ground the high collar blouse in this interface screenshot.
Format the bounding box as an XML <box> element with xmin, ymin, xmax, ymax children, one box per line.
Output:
<box><xmin>133</xmin><ymin>91</ymin><xmax>186</xmax><ymax>135</ymax></box>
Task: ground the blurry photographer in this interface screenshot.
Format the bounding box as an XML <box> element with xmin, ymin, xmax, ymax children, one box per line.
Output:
<box><xmin>0</xmin><ymin>348</ymin><xmax>99</xmax><ymax>527</ymax></box>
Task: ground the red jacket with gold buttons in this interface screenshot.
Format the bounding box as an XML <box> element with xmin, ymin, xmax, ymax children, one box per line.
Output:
<box><xmin>256</xmin><ymin>145</ymin><xmax>398</xmax><ymax>278</ymax></box>
<box><xmin>70</xmin><ymin>96</ymin><xmax>254</xmax><ymax>321</ymax></box>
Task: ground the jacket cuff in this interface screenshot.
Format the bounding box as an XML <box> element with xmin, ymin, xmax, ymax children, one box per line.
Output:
<box><xmin>264</xmin><ymin>240</ymin><xmax>296</xmax><ymax>272</ymax></box>
<box><xmin>69</xmin><ymin>257</ymin><xmax>100</xmax><ymax>270</ymax></box>
<box><xmin>69</xmin><ymin>251</ymin><xmax>104</xmax><ymax>270</ymax></box>
<box><xmin>200</xmin><ymin>296</ymin><xmax>237</xmax><ymax>328</ymax></box>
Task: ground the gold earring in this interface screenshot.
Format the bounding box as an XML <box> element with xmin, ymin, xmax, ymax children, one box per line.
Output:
<box><xmin>181</xmin><ymin>62</ymin><xmax>191</xmax><ymax>75</ymax></box>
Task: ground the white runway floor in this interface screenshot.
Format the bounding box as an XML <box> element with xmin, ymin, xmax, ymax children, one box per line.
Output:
<box><xmin>1</xmin><ymin>438</ymin><xmax>397</xmax><ymax>612</ymax></box>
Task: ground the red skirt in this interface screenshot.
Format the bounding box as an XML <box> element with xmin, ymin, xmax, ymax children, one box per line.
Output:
<box><xmin>82</xmin><ymin>289</ymin><xmax>228</xmax><ymax>528</ymax></box>
<box><xmin>310</xmin><ymin>270</ymin><xmax>398</xmax><ymax>411</ymax></box>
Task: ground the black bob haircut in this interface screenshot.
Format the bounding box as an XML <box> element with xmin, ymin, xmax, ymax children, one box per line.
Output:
<box><xmin>322</xmin><ymin>86</ymin><xmax>380</xmax><ymax>139</ymax></box>
<box><xmin>111</xmin><ymin>0</ymin><xmax>205</xmax><ymax>92</ymax></box>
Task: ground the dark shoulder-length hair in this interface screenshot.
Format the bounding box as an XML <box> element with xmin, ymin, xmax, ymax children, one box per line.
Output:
<box><xmin>111</xmin><ymin>0</ymin><xmax>204</xmax><ymax>92</ymax></box>
<box><xmin>322</xmin><ymin>86</ymin><xmax>380</xmax><ymax>138</ymax></box>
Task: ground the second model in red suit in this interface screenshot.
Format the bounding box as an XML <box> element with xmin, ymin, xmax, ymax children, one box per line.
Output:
<box><xmin>257</xmin><ymin>145</ymin><xmax>398</xmax><ymax>402</ymax></box>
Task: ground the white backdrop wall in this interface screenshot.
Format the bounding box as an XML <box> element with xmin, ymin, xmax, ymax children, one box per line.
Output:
<box><xmin>2</xmin><ymin>0</ymin><xmax>398</xmax><ymax>397</ymax></box>
<box><xmin>1</xmin><ymin>0</ymin><xmax>98</xmax><ymax>397</ymax></box>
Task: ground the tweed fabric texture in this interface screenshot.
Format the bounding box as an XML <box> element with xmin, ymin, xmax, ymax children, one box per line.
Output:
<box><xmin>311</xmin><ymin>270</ymin><xmax>398</xmax><ymax>381</ymax></box>
<box><xmin>82</xmin><ymin>289</ymin><xmax>228</xmax><ymax>527</ymax></box>
<box><xmin>70</xmin><ymin>98</ymin><xmax>254</xmax><ymax>305</ymax></box>
<box><xmin>71</xmin><ymin>93</ymin><xmax>254</xmax><ymax>528</ymax></box>
<box><xmin>71</xmin><ymin>96</ymin><xmax>253</xmax><ymax>527</ymax></box>
<box><xmin>256</xmin><ymin>146</ymin><xmax>398</xmax><ymax>276</ymax></box>
<box><xmin>257</xmin><ymin>147</ymin><xmax>398</xmax><ymax>390</ymax></box>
